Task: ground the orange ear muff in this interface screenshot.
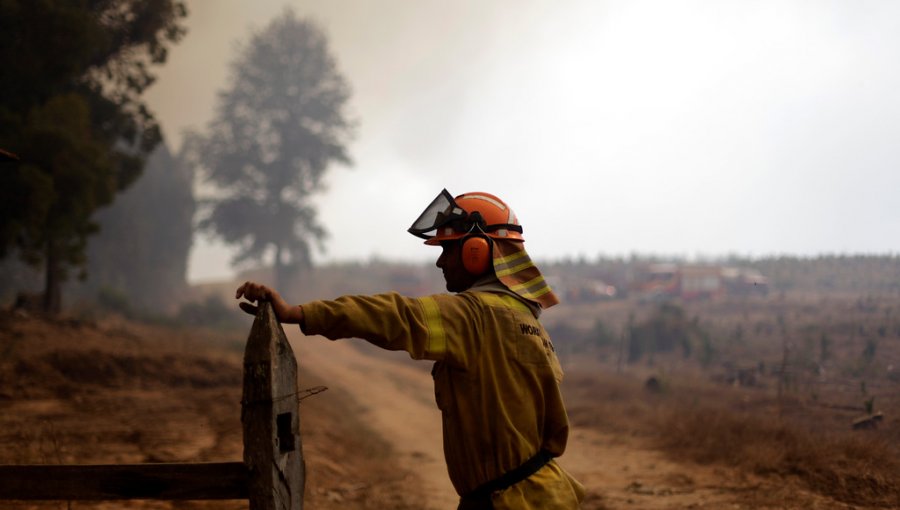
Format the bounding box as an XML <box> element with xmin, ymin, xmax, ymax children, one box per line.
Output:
<box><xmin>461</xmin><ymin>235</ymin><xmax>491</xmax><ymax>275</ymax></box>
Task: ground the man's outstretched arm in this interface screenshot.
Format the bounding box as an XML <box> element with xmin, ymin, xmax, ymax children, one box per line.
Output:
<box><xmin>235</xmin><ymin>281</ymin><xmax>304</xmax><ymax>324</ymax></box>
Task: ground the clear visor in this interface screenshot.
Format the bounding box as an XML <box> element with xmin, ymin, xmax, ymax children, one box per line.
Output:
<box><xmin>407</xmin><ymin>189</ymin><xmax>468</xmax><ymax>240</ymax></box>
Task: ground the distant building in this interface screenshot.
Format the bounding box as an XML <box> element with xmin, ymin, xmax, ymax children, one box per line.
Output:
<box><xmin>634</xmin><ymin>264</ymin><xmax>768</xmax><ymax>301</ymax></box>
<box><xmin>721</xmin><ymin>267</ymin><xmax>769</xmax><ymax>297</ymax></box>
<box><xmin>546</xmin><ymin>275</ymin><xmax>618</xmax><ymax>304</ymax></box>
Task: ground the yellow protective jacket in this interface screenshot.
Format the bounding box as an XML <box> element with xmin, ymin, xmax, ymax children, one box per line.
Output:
<box><xmin>301</xmin><ymin>289</ymin><xmax>585</xmax><ymax>509</ymax></box>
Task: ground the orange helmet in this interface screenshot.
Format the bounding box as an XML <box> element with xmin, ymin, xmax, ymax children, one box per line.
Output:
<box><xmin>408</xmin><ymin>189</ymin><xmax>525</xmax><ymax>245</ymax></box>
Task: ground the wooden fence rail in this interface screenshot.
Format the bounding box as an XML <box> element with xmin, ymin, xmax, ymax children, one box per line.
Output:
<box><xmin>0</xmin><ymin>463</ymin><xmax>248</xmax><ymax>500</ymax></box>
<box><xmin>0</xmin><ymin>302</ymin><xmax>304</xmax><ymax>509</ymax></box>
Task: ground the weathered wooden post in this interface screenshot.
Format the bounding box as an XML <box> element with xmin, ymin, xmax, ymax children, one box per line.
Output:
<box><xmin>0</xmin><ymin>301</ymin><xmax>305</xmax><ymax>505</ymax></box>
<box><xmin>242</xmin><ymin>301</ymin><xmax>305</xmax><ymax>510</ymax></box>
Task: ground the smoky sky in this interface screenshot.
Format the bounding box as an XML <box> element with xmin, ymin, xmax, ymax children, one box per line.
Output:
<box><xmin>143</xmin><ymin>0</ymin><xmax>900</xmax><ymax>282</ymax></box>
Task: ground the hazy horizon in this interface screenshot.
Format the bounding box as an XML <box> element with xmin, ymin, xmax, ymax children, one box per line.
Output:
<box><xmin>142</xmin><ymin>1</ymin><xmax>900</xmax><ymax>284</ymax></box>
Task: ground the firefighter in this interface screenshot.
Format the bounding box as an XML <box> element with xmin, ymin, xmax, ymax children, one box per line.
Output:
<box><xmin>236</xmin><ymin>189</ymin><xmax>585</xmax><ymax>509</ymax></box>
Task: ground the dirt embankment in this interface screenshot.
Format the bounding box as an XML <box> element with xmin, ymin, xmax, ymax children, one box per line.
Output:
<box><xmin>1</xmin><ymin>311</ymin><xmax>897</xmax><ymax>509</ymax></box>
<box><xmin>0</xmin><ymin>311</ymin><xmax>426</xmax><ymax>510</ymax></box>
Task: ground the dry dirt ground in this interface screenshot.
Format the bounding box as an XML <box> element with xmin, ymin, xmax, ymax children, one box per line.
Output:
<box><xmin>0</xmin><ymin>311</ymin><xmax>882</xmax><ymax>509</ymax></box>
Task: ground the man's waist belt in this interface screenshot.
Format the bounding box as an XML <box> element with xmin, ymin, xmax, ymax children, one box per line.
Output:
<box><xmin>462</xmin><ymin>449</ymin><xmax>555</xmax><ymax>501</ymax></box>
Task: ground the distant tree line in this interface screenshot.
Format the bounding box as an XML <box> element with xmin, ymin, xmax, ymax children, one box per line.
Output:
<box><xmin>544</xmin><ymin>254</ymin><xmax>900</xmax><ymax>296</ymax></box>
<box><xmin>744</xmin><ymin>255</ymin><xmax>900</xmax><ymax>294</ymax></box>
<box><xmin>548</xmin><ymin>303</ymin><xmax>715</xmax><ymax>366</ymax></box>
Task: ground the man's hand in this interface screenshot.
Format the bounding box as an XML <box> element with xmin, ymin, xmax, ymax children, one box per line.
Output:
<box><xmin>235</xmin><ymin>281</ymin><xmax>304</xmax><ymax>324</ymax></box>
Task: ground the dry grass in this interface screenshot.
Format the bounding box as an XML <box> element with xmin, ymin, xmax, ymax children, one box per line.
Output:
<box><xmin>562</xmin><ymin>364</ymin><xmax>900</xmax><ymax>508</ymax></box>
<box><xmin>552</xmin><ymin>289</ymin><xmax>900</xmax><ymax>507</ymax></box>
<box><xmin>657</xmin><ymin>406</ymin><xmax>900</xmax><ymax>508</ymax></box>
<box><xmin>563</xmin><ymin>369</ymin><xmax>662</xmax><ymax>436</ymax></box>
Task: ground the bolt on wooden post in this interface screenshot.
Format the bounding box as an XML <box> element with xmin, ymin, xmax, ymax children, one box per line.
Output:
<box><xmin>242</xmin><ymin>301</ymin><xmax>306</xmax><ymax>510</ymax></box>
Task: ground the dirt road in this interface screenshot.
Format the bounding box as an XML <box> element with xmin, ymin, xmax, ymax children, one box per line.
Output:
<box><xmin>290</xmin><ymin>330</ymin><xmax>859</xmax><ymax>510</ymax></box>
<box><xmin>290</xmin><ymin>330</ymin><xmax>459</xmax><ymax>509</ymax></box>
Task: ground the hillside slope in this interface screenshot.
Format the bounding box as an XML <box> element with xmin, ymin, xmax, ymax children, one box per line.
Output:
<box><xmin>1</xmin><ymin>310</ymin><xmax>895</xmax><ymax>509</ymax></box>
<box><xmin>0</xmin><ymin>311</ymin><xmax>426</xmax><ymax>509</ymax></box>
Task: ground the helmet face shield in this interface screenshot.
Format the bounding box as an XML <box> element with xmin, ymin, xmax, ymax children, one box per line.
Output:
<box><xmin>409</xmin><ymin>188</ymin><xmax>526</xmax><ymax>244</ymax></box>
<box><xmin>408</xmin><ymin>189</ymin><xmax>468</xmax><ymax>240</ymax></box>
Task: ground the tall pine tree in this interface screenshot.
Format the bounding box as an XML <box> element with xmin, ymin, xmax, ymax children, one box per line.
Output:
<box><xmin>189</xmin><ymin>8</ymin><xmax>355</xmax><ymax>290</ymax></box>
<box><xmin>0</xmin><ymin>0</ymin><xmax>188</xmax><ymax>313</ymax></box>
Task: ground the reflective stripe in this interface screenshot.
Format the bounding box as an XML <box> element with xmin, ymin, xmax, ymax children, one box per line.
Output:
<box><xmin>418</xmin><ymin>296</ymin><xmax>446</xmax><ymax>357</ymax></box>
<box><xmin>499</xmin><ymin>294</ymin><xmax>533</xmax><ymax>314</ymax></box>
<box><xmin>510</xmin><ymin>275</ymin><xmax>552</xmax><ymax>299</ymax></box>
<box><xmin>493</xmin><ymin>246</ymin><xmax>534</xmax><ymax>277</ymax></box>
<box><xmin>525</xmin><ymin>283</ymin><xmax>554</xmax><ymax>299</ymax></box>
<box><xmin>495</xmin><ymin>259</ymin><xmax>535</xmax><ymax>278</ymax></box>
<box><xmin>479</xmin><ymin>293</ymin><xmax>502</xmax><ymax>307</ymax></box>
<box><xmin>494</xmin><ymin>249</ymin><xmax>529</xmax><ymax>266</ymax></box>
<box><xmin>478</xmin><ymin>293</ymin><xmax>532</xmax><ymax>314</ymax></box>
<box><xmin>492</xmin><ymin>239</ymin><xmax>560</xmax><ymax>309</ymax></box>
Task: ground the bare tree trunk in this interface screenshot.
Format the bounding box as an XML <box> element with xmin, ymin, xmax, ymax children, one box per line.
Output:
<box><xmin>778</xmin><ymin>337</ymin><xmax>791</xmax><ymax>419</ymax></box>
<box><xmin>617</xmin><ymin>330</ymin><xmax>626</xmax><ymax>374</ymax></box>
<box><xmin>43</xmin><ymin>238</ymin><xmax>62</xmax><ymax>314</ymax></box>
<box><xmin>619</xmin><ymin>313</ymin><xmax>634</xmax><ymax>372</ymax></box>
